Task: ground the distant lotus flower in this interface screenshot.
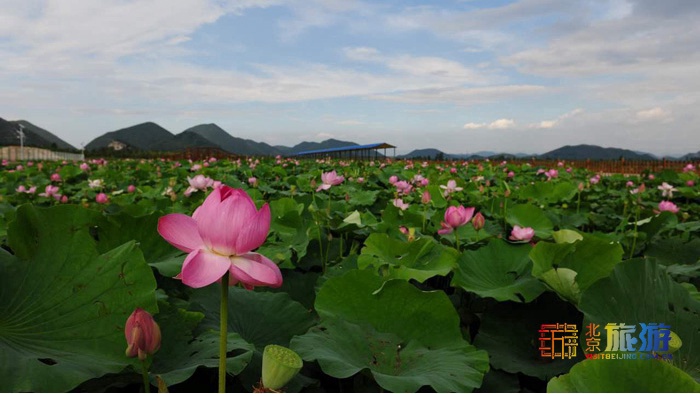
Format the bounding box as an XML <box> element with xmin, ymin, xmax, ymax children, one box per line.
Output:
<box><xmin>438</xmin><ymin>205</ymin><xmax>475</xmax><ymax>235</ymax></box>
<box><xmin>440</xmin><ymin>180</ymin><xmax>463</xmax><ymax>197</ymax></box>
<box><xmin>394</xmin><ymin>180</ymin><xmax>413</xmax><ymax>195</ymax></box>
<box><xmin>80</xmin><ymin>163</ymin><xmax>90</xmax><ymax>171</ymax></box>
<box><xmin>16</xmin><ymin>185</ymin><xmax>27</xmax><ymax>193</ymax></box>
<box><xmin>316</xmin><ymin>170</ymin><xmax>344</xmax><ymax>192</ymax></box>
<box><xmin>96</xmin><ymin>193</ymin><xmax>109</xmax><ymax>204</ymax></box>
<box><xmin>509</xmin><ymin>225</ymin><xmax>535</xmax><ymax>242</ymax></box>
<box><xmin>536</xmin><ymin>169</ymin><xmax>546</xmax><ymax>175</ymax></box>
<box><xmin>648</xmin><ymin>174</ymin><xmax>655</xmax><ymax>180</ymax></box>
<box><xmin>557</xmin><ymin>161</ymin><xmax>564</xmax><ymax>167</ymax></box>
<box><xmin>683</xmin><ymin>164</ymin><xmax>696</xmax><ymax>173</ymax></box>
<box><xmin>50</xmin><ymin>173</ymin><xmax>61</xmax><ymax>182</ymax></box>
<box><xmin>88</xmin><ymin>179</ymin><xmax>104</xmax><ymax>189</ymax></box>
<box><xmin>507</xmin><ymin>171</ymin><xmax>515</xmax><ymax>178</ymax></box>
<box><xmin>566</xmin><ymin>167</ymin><xmax>572</xmax><ymax>173</ymax></box>
<box><xmin>16</xmin><ymin>165</ymin><xmax>23</xmax><ymax>171</ymax></box>
<box><xmin>687</xmin><ymin>180</ymin><xmax>695</xmax><ymax>187</ymax></box>
<box><xmin>60</xmin><ymin>195</ymin><xmax>68</xmax><ymax>203</ymax></box>
<box><xmin>158</xmin><ymin>186</ymin><xmax>282</xmax><ymax>289</ymax></box>
<box><xmin>626</xmin><ymin>181</ymin><xmax>635</xmax><ymax>187</ymax></box>
<box><xmin>630</xmin><ymin>183</ymin><xmax>646</xmax><ymax>195</ymax></box>
<box><xmin>472</xmin><ymin>212</ymin><xmax>485</xmax><ymax>231</ymax></box>
<box><xmin>248</xmin><ymin>177</ymin><xmax>258</xmax><ymax>187</ymax></box>
<box><xmin>127</xmin><ymin>185</ymin><xmax>136</xmax><ymax>193</ymax></box>
<box><xmin>393</xmin><ymin>198</ymin><xmax>409</xmax><ymax>211</ymax></box>
<box><xmin>545</xmin><ymin>169</ymin><xmax>558</xmax><ymax>180</ymax></box>
<box><xmin>388</xmin><ymin>175</ymin><xmax>399</xmax><ymax>185</ymax></box>
<box><xmin>356</xmin><ymin>177</ymin><xmax>365</xmax><ymax>184</ymax></box>
<box><xmin>39</xmin><ymin>185</ymin><xmax>60</xmax><ymax>199</ymax></box>
<box><xmin>658</xmin><ymin>201</ymin><xmax>679</xmax><ymax>213</ymax></box>
<box><xmin>125</xmin><ymin>308</ymin><xmax>161</xmax><ymax>361</ymax></box>
<box><xmin>590</xmin><ymin>175</ymin><xmax>600</xmax><ymax>185</ymax></box>
<box><xmin>658</xmin><ymin>182</ymin><xmax>678</xmax><ymax>198</ymax></box>
<box><xmin>191</xmin><ymin>164</ymin><xmax>202</xmax><ymax>172</ymax></box>
<box><xmin>450</xmin><ymin>167</ymin><xmax>457</xmax><ymax>173</ymax></box>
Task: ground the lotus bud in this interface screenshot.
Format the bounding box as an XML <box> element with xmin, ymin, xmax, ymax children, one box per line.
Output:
<box><xmin>125</xmin><ymin>308</ymin><xmax>161</xmax><ymax>361</ymax></box>
<box><xmin>472</xmin><ymin>212</ymin><xmax>485</xmax><ymax>231</ymax></box>
<box><xmin>261</xmin><ymin>345</ymin><xmax>303</xmax><ymax>390</ymax></box>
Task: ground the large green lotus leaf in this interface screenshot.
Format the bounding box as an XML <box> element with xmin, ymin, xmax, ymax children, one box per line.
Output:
<box><xmin>292</xmin><ymin>269</ymin><xmax>489</xmax><ymax>392</ymax></box>
<box><xmin>292</xmin><ymin>319</ymin><xmax>487</xmax><ymax>393</ymax></box>
<box><xmin>473</xmin><ymin>293</ymin><xmax>584</xmax><ymax>380</ymax></box>
<box><xmin>150</xmin><ymin>301</ymin><xmax>254</xmax><ymax>387</ymax></box>
<box><xmin>578</xmin><ymin>258</ymin><xmax>700</xmax><ymax>380</ymax></box>
<box><xmin>348</xmin><ymin>190</ymin><xmax>379</xmax><ymax>207</ymax></box>
<box><xmin>451</xmin><ymin>239</ymin><xmax>545</xmax><ymax>302</ymax></box>
<box><xmin>530</xmin><ymin>234</ymin><xmax>624</xmax><ymax>302</ymax></box>
<box><xmin>518</xmin><ymin>182</ymin><xmax>578</xmax><ymax>204</ymax></box>
<box><xmin>506</xmin><ymin>204</ymin><xmax>554</xmax><ymax>238</ymax></box>
<box><xmin>0</xmin><ymin>204</ymin><xmax>158</xmax><ymax>392</ymax></box>
<box><xmin>357</xmin><ymin>233</ymin><xmax>459</xmax><ymax>283</ymax></box>
<box><xmin>547</xmin><ymin>359</ymin><xmax>700</xmax><ymax>392</ymax></box>
<box><xmin>95</xmin><ymin>210</ymin><xmax>176</xmax><ymax>265</ymax></box>
<box><xmin>645</xmin><ymin>237</ymin><xmax>700</xmax><ymax>266</ymax></box>
<box><xmin>191</xmin><ymin>286</ymin><xmax>316</xmax><ymax>390</ymax></box>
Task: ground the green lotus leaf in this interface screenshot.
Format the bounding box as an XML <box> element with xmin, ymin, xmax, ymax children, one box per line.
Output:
<box><xmin>547</xmin><ymin>359</ymin><xmax>700</xmax><ymax>392</ymax></box>
<box><xmin>530</xmin><ymin>233</ymin><xmax>623</xmax><ymax>302</ymax></box>
<box><xmin>579</xmin><ymin>258</ymin><xmax>700</xmax><ymax>380</ymax></box>
<box><xmin>292</xmin><ymin>269</ymin><xmax>489</xmax><ymax>392</ymax></box>
<box><xmin>451</xmin><ymin>239</ymin><xmax>545</xmax><ymax>302</ymax></box>
<box><xmin>506</xmin><ymin>204</ymin><xmax>554</xmax><ymax>238</ymax></box>
<box><xmin>0</xmin><ymin>204</ymin><xmax>158</xmax><ymax>392</ymax></box>
<box><xmin>358</xmin><ymin>233</ymin><xmax>459</xmax><ymax>283</ymax></box>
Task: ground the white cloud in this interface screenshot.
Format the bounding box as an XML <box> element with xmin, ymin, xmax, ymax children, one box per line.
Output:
<box><xmin>372</xmin><ymin>85</ymin><xmax>546</xmax><ymax>105</ymax></box>
<box><xmin>463</xmin><ymin>118</ymin><xmax>516</xmax><ymax>130</ymax></box>
<box><xmin>529</xmin><ymin>108</ymin><xmax>584</xmax><ymax>129</ymax></box>
<box><xmin>636</xmin><ymin>107</ymin><xmax>672</xmax><ymax>122</ymax></box>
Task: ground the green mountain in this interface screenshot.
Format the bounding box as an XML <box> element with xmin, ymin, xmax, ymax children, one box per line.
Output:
<box><xmin>539</xmin><ymin>144</ymin><xmax>657</xmax><ymax>160</ymax></box>
<box><xmin>155</xmin><ymin>130</ymin><xmax>220</xmax><ymax>151</ymax></box>
<box><xmin>85</xmin><ymin>122</ymin><xmax>175</xmax><ymax>151</ymax></box>
<box><xmin>399</xmin><ymin>148</ymin><xmax>447</xmax><ymax>160</ymax></box>
<box><xmin>289</xmin><ymin>139</ymin><xmax>358</xmax><ymax>154</ymax></box>
<box><xmin>0</xmin><ymin>117</ymin><xmax>77</xmax><ymax>151</ymax></box>
<box><xmin>184</xmin><ymin>124</ymin><xmax>281</xmax><ymax>156</ymax></box>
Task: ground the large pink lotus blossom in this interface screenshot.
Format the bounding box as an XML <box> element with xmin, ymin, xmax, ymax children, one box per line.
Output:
<box><xmin>39</xmin><ymin>185</ymin><xmax>61</xmax><ymax>200</ymax></box>
<box><xmin>509</xmin><ymin>225</ymin><xmax>535</xmax><ymax>242</ymax></box>
<box><xmin>658</xmin><ymin>182</ymin><xmax>678</xmax><ymax>198</ymax></box>
<box><xmin>438</xmin><ymin>205</ymin><xmax>475</xmax><ymax>235</ymax></box>
<box><xmin>394</xmin><ymin>180</ymin><xmax>413</xmax><ymax>195</ymax></box>
<box><xmin>125</xmin><ymin>308</ymin><xmax>161</xmax><ymax>361</ymax></box>
<box><xmin>316</xmin><ymin>170</ymin><xmax>344</xmax><ymax>192</ymax></box>
<box><xmin>658</xmin><ymin>201</ymin><xmax>679</xmax><ymax>213</ymax></box>
<box><xmin>158</xmin><ymin>186</ymin><xmax>282</xmax><ymax>289</ymax></box>
<box><xmin>440</xmin><ymin>180</ymin><xmax>463</xmax><ymax>197</ymax></box>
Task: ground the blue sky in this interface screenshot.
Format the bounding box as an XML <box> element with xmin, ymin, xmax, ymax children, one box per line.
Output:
<box><xmin>1</xmin><ymin>0</ymin><xmax>699</xmax><ymax>155</ymax></box>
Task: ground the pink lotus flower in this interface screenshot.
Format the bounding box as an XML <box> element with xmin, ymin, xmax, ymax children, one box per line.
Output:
<box><xmin>507</xmin><ymin>171</ymin><xmax>515</xmax><ymax>178</ymax></box>
<box><xmin>317</xmin><ymin>170</ymin><xmax>344</xmax><ymax>192</ymax></box>
<box><xmin>393</xmin><ymin>198</ymin><xmax>410</xmax><ymax>211</ymax></box>
<box><xmin>50</xmin><ymin>173</ymin><xmax>61</xmax><ymax>182</ymax></box>
<box><xmin>39</xmin><ymin>185</ymin><xmax>60</xmax><ymax>199</ymax></box>
<box><xmin>248</xmin><ymin>177</ymin><xmax>258</xmax><ymax>187</ymax></box>
<box><xmin>590</xmin><ymin>175</ymin><xmax>601</xmax><ymax>184</ymax></box>
<box><xmin>440</xmin><ymin>180</ymin><xmax>463</xmax><ymax>197</ymax></box>
<box><xmin>394</xmin><ymin>180</ymin><xmax>413</xmax><ymax>195</ymax></box>
<box><xmin>648</xmin><ymin>174</ymin><xmax>655</xmax><ymax>180</ymax></box>
<box><xmin>687</xmin><ymin>180</ymin><xmax>695</xmax><ymax>187</ymax></box>
<box><xmin>125</xmin><ymin>308</ymin><xmax>161</xmax><ymax>361</ymax></box>
<box><xmin>128</xmin><ymin>185</ymin><xmax>136</xmax><ymax>193</ymax></box>
<box><xmin>96</xmin><ymin>193</ymin><xmax>109</xmax><ymax>204</ymax></box>
<box><xmin>388</xmin><ymin>175</ymin><xmax>399</xmax><ymax>185</ymax></box>
<box><xmin>658</xmin><ymin>182</ymin><xmax>678</xmax><ymax>198</ymax></box>
<box><xmin>509</xmin><ymin>225</ymin><xmax>535</xmax><ymax>242</ymax></box>
<box><xmin>683</xmin><ymin>164</ymin><xmax>696</xmax><ymax>173</ymax></box>
<box><xmin>80</xmin><ymin>163</ymin><xmax>90</xmax><ymax>171</ymax></box>
<box><xmin>545</xmin><ymin>169</ymin><xmax>558</xmax><ymax>180</ymax></box>
<box><xmin>158</xmin><ymin>186</ymin><xmax>282</xmax><ymax>289</ymax></box>
<box><xmin>626</xmin><ymin>181</ymin><xmax>635</xmax><ymax>187</ymax></box>
<box><xmin>658</xmin><ymin>201</ymin><xmax>679</xmax><ymax>213</ymax></box>
<box><xmin>438</xmin><ymin>205</ymin><xmax>475</xmax><ymax>235</ymax></box>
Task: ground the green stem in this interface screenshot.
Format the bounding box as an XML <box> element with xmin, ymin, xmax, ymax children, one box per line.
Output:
<box><xmin>454</xmin><ymin>232</ymin><xmax>460</xmax><ymax>251</ymax></box>
<box><xmin>628</xmin><ymin>205</ymin><xmax>640</xmax><ymax>260</ymax></box>
<box><xmin>219</xmin><ymin>272</ymin><xmax>229</xmax><ymax>393</ymax></box>
<box><xmin>141</xmin><ymin>359</ymin><xmax>150</xmax><ymax>393</ymax></box>
<box><xmin>422</xmin><ymin>205</ymin><xmax>427</xmax><ymax>233</ymax></box>
<box><xmin>576</xmin><ymin>190</ymin><xmax>582</xmax><ymax>214</ymax></box>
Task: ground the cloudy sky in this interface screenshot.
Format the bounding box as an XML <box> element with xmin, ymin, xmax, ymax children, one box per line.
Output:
<box><xmin>1</xmin><ymin>0</ymin><xmax>699</xmax><ymax>155</ymax></box>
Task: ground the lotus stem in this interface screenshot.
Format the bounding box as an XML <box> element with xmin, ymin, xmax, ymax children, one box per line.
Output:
<box><xmin>219</xmin><ymin>272</ymin><xmax>229</xmax><ymax>393</ymax></box>
<box><xmin>141</xmin><ymin>359</ymin><xmax>150</xmax><ymax>393</ymax></box>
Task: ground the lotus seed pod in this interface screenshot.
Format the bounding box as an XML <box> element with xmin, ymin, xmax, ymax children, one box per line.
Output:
<box><xmin>262</xmin><ymin>345</ymin><xmax>303</xmax><ymax>390</ymax></box>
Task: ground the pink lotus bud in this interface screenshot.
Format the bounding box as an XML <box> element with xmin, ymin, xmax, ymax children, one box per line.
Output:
<box><xmin>421</xmin><ymin>190</ymin><xmax>431</xmax><ymax>204</ymax></box>
<box><xmin>472</xmin><ymin>212</ymin><xmax>485</xmax><ymax>231</ymax></box>
<box><xmin>50</xmin><ymin>173</ymin><xmax>61</xmax><ymax>182</ymax></box>
<box><xmin>61</xmin><ymin>195</ymin><xmax>68</xmax><ymax>204</ymax></box>
<box><xmin>507</xmin><ymin>171</ymin><xmax>515</xmax><ymax>178</ymax></box>
<box><xmin>80</xmin><ymin>163</ymin><xmax>90</xmax><ymax>171</ymax></box>
<box><xmin>388</xmin><ymin>175</ymin><xmax>398</xmax><ymax>185</ymax></box>
<box><xmin>450</xmin><ymin>167</ymin><xmax>457</xmax><ymax>173</ymax></box>
<box><xmin>648</xmin><ymin>174</ymin><xmax>655</xmax><ymax>180</ymax></box>
<box><xmin>686</xmin><ymin>180</ymin><xmax>694</xmax><ymax>187</ymax></box>
<box><xmin>438</xmin><ymin>205</ymin><xmax>475</xmax><ymax>234</ymax></box>
<box><xmin>16</xmin><ymin>185</ymin><xmax>27</xmax><ymax>193</ymax></box>
<box><xmin>626</xmin><ymin>181</ymin><xmax>634</xmax><ymax>187</ymax></box>
<box><xmin>127</xmin><ymin>185</ymin><xmax>136</xmax><ymax>193</ymax></box>
<box><xmin>125</xmin><ymin>308</ymin><xmax>161</xmax><ymax>361</ymax></box>
<box><xmin>96</xmin><ymin>193</ymin><xmax>109</xmax><ymax>204</ymax></box>
<box><xmin>248</xmin><ymin>177</ymin><xmax>258</xmax><ymax>187</ymax></box>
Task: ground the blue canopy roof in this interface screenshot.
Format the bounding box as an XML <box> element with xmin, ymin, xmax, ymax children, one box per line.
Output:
<box><xmin>296</xmin><ymin>142</ymin><xmax>395</xmax><ymax>156</ymax></box>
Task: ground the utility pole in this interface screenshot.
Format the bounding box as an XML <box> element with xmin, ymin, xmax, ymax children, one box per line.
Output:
<box><xmin>16</xmin><ymin>124</ymin><xmax>25</xmax><ymax>161</ymax></box>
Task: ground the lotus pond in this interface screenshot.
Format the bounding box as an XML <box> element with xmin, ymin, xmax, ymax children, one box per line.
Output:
<box><xmin>0</xmin><ymin>157</ymin><xmax>699</xmax><ymax>392</ymax></box>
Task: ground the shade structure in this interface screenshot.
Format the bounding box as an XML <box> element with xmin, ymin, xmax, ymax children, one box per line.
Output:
<box><xmin>295</xmin><ymin>142</ymin><xmax>396</xmax><ymax>160</ymax></box>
